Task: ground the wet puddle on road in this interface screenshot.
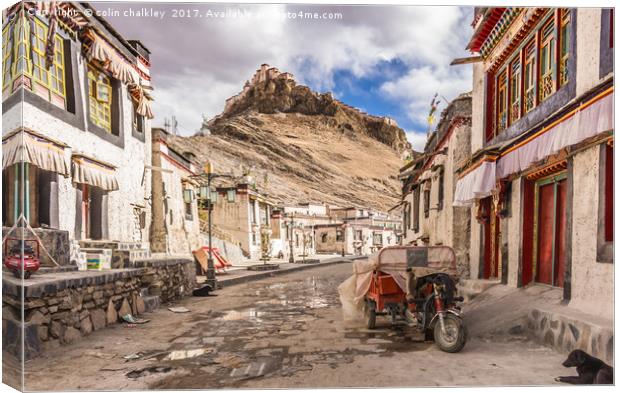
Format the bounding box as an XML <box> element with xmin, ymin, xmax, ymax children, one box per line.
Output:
<box><xmin>134</xmin><ymin>274</ymin><xmax>432</xmax><ymax>389</ymax></box>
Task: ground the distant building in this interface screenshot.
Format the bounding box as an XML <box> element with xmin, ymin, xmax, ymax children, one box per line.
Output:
<box><xmin>150</xmin><ymin>128</ymin><xmax>201</xmax><ymax>256</ymax></box>
<box><xmin>315</xmin><ymin>223</ymin><xmax>398</xmax><ymax>256</ymax></box>
<box><xmin>399</xmin><ymin>93</ymin><xmax>472</xmax><ymax>277</ymax></box>
<box><xmin>209</xmin><ymin>180</ymin><xmax>276</xmax><ymax>259</ymax></box>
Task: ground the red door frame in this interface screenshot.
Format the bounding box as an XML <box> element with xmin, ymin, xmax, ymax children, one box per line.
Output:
<box><xmin>522</xmin><ymin>172</ymin><xmax>567</xmax><ymax>287</ymax></box>
<box><xmin>480</xmin><ymin>197</ymin><xmax>500</xmax><ymax>279</ymax></box>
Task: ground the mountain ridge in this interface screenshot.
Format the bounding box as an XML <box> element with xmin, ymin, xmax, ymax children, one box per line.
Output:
<box><xmin>167</xmin><ymin>64</ymin><xmax>413</xmax><ymax>211</ymax></box>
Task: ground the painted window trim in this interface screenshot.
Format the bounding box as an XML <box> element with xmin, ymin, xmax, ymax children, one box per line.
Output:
<box><xmin>486</xmin><ymin>9</ymin><xmax>571</xmax><ymax>142</ymax></box>
<box><xmin>87</xmin><ymin>63</ymin><xmax>113</xmax><ymax>133</ymax></box>
<box><xmin>2</xmin><ymin>15</ymin><xmax>67</xmax><ymax>108</ymax></box>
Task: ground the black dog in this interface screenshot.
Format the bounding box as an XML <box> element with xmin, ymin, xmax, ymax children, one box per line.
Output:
<box><xmin>555</xmin><ymin>349</ymin><xmax>613</xmax><ymax>384</ymax></box>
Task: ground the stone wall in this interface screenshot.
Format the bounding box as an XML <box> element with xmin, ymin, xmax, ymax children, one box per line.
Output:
<box><xmin>128</xmin><ymin>258</ymin><xmax>195</xmax><ymax>302</ymax></box>
<box><xmin>2</xmin><ymin>258</ymin><xmax>195</xmax><ymax>360</ymax></box>
<box><xmin>526</xmin><ymin>308</ymin><xmax>613</xmax><ymax>365</ymax></box>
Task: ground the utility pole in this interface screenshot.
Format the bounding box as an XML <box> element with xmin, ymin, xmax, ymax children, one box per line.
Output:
<box><xmin>288</xmin><ymin>213</ymin><xmax>295</xmax><ymax>264</ymax></box>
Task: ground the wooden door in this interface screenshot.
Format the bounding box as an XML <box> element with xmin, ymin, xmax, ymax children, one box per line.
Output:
<box><xmin>534</xmin><ymin>174</ymin><xmax>567</xmax><ymax>287</ymax></box>
<box><xmin>481</xmin><ymin>197</ymin><xmax>499</xmax><ymax>279</ymax></box>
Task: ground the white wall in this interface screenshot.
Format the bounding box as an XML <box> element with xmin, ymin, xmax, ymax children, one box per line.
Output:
<box><xmin>575</xmin><ymin>8</ymin><xmax>603</xmax><ymax>96</ymax></box>
<box><xmin>569</xmin><ymin>145</ymin><xmax>613</xmax><ymax>317</ymax></box>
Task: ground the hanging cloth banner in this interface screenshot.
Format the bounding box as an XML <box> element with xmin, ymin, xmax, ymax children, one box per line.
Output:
<box><xmin>497</xmin><ymin>90</ymin><xmax>614</xmax><ymax>179</ymax></box>
<box><xmin>72</xmin><ymin>153</ymin><xmax>119</xmax><ymax>191</ymax></box>
<box><xmin>86</xmin><ymin>31</ymin><xmax>140</xmax><ymax>85</ymax></box>
<box><xmin>128</xmin><ymin>83</ymin><xmax>155</xmax><ymax>119</ymax></box>
<box><xmin>43</xmin><ymin>1</ymin><xmax>58</xmax><ymax>70</ymax></box>
<box><xmin>2</xmin><ymin>128</ymin><xmax>71</xmax><ymax>176</ymax></box>
<box><xmin>453</xmin><ymin>160</ymin><xmax>496</xmax><ymax>207</ymax></box>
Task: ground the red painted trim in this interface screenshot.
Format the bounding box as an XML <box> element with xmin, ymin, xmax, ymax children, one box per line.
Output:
<box><xmin>468</xmin><ymin>8</ymin><xmax>507</xmax><ymax>52</ymax></box>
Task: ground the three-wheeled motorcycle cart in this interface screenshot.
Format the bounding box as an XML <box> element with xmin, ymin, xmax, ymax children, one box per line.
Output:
<box><xmin>360</xmin><ymin>245</ymin><xmax>467</xmax><ymax>353</ymax></box>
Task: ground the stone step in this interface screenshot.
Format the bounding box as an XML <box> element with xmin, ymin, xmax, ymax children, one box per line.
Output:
<box><xmin>142</xmin><ymin>295</ymin><xmax>160</xmax><ymax>313</ymax></box>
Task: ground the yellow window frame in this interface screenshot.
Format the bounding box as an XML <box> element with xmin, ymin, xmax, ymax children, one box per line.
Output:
<box><xmin>12</xmin><ymin>14</ymin><xmax>32</xmax><ymax>79</ymax></box>
<box><xmin>31</xmin><ymin>18</ymin><xmax>66</xmax><ymax>99</ymax></box>
<box><xmin>2</xmin><ymin>20</ymin><xmax>12</xmax><ymax>89</ymax></box>
<box><xmin>87</xmin><ymin>64</ymin><xmax>112</xmax><ymax>132</ymax></box>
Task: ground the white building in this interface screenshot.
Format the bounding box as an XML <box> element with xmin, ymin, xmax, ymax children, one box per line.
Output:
<box><xmin>2</xmin><ymin>2</ymin><xmax>155</xmax><ymax>266</ymax></box>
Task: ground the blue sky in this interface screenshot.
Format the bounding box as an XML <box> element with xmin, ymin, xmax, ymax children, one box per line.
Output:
<box><xmin>100</xmin><ymin>3</ymin><xmax>473</xmax><ymax>151</ymax></box>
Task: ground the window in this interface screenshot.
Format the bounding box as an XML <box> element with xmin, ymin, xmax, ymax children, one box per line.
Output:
<box><xmin>31</xmin><ymin>18</ymin><xmax>66</xmax><ymax>107</ymax></box>
<box><xmin>321</xmin><ymin>233</ymin><xmax>328</xmax><ymax>243</ymax></box>
<box><xmin>87</xmin><ymin>64</ymin><xmax>112</xmax><ymax>132</ymax></box>
<box><xmin>133</xmin><ymin>111</ymin><xmax>144</xmax><ymax>133</ymax></box>
<box><xmin>2</xmin><ymin>20</ymin><xmax>13</xmax><ymax>90</ymax></box>
<box><xmin>437</xmin><ymin>169</ymin><xmax>445</xmax><ymax>211</ymax></box>
<box><xmin>539</xmin><ymin>18</ymin><xmax>556</xmax><ymax>102</ymax></box>
<box><xmin>487</xmin><ymin>9</ymin><xmax>573</xmax><ymax>141</ymax></box>
<box><xmin>413</xmin><ymin>186</ymin><xmax>420</xmax><ymax>231</ymax></box>
<box><xmin>295</xmin><ymin>233</ymin><xmax>300</xmax><ymax>247</ymax></box>
<box><xmin>509</xmin><ymin>59</ymin><xmax>521</xmax><ymax>124</ymax></box>
<box><xmin>496</xmin><ymin>70</ymin><xmax>508</xmax><ymax>133</ymax></box>
<box><xmin>403</xmin><ymin>202</ymin><xmax>411</xmax><ymax>232</ymax></box>
<box><xmin>183</xmin><ymin>188</ymin><xmax>194</xmax><ymax>221</ymax></box>
<box><xmin>523</xmin><ymin>40</ymin><xmax>537</xmax><ymax>113</ymax></box>
<box><xmin>336</xmin><ymin>229</ymin><xmax>343</xmax><ymax>242</ymax></box>
<box><xmin>597</xmin><ymin>142</ymin><xmax>613</xmax><ymax>263</ymax></box>
<box><xmin>354</xmin><ymin>230</ymin><xmax>363</xmax><ymax>241</ymax></box>
<box><xmin>559</xmin><ymin>9</ymin><xmax>571</xmax><ymax>86</ymax></box>
<box><xmin>226</xmin><ymin>189</ymin><xmax>236</xmax><ymax>203</ymax></box>
<box><xmin>423</xmin><ymin>188</ymin><xmax>430</xmax><ymax>218</ymax></box>
<box><xmin>2</xmin><ymin>14</ymin><xmax>31</xmax><ymax>93</ymax></box>
<box><xmin>2</xmin><ymin>15</ymin><xmax>67</xmax><ymax>107</ymax></box>
<box><xmin>373</xmin><ymin>232</ymin><xmax>382</xmax><ymax>245</ymax></box>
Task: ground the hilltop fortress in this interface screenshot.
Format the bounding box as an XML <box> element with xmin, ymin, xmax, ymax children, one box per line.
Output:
<box><xmin>209</xmin><ymin>64</ymin><xmax>399</xmax><ymax>129</ymax></box>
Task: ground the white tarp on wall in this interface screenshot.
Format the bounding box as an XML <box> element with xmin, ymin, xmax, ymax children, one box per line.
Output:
<box><xmin>453</xmin><ymin>161</ymin><xmax>496</xmax><ymax>207</ymax></box>
<box><xmin>497</xmin><ymin>91</ymin><xmax>614</xmax><ymax>178</ymax></box>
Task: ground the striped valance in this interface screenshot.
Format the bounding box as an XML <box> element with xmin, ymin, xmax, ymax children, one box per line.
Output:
<box><xmin>86</xmin><ymin>31</ymin><xmax>140</xmax><ymax>85</ymax></box>
<box><xmin>72</xmin><ymin>154</ymin><xmax>119</xmax><ymax>191</ymax></box>
<box><xmin>2</xmin><ymin>128</ymin><xmax>71</xmax><ymax>176</ymax></box>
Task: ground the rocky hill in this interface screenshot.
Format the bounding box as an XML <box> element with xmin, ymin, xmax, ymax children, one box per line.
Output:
<box><xmin>168</xmin><ymin>65</ymin><xmax>413</xmax><ymax>211</ymax></box>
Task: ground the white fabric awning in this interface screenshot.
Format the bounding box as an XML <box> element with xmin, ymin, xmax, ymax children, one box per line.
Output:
<box><xmin>453</xmin><ymin>161</ymin><xmax>496</xmax><ymax>207</ymax></box>
<box><xmin>128</xmin><ymin>83</ymin><xmax>154</xmax><ymax>119</ymax></box>
<box><xmin>87</xmin><ymin>32</ymin><xmax>140</xmax><ymax>85</ymax></box>
<box><xmin>2</xmin><ymin>129</ymin><xmax>71</xmax><ymax>176</ymax></box>
<box><xmin>497</xmin><ymin>91</ymin><xmax>614</xmax><ymax>179</ymax></box>
<box><xmin>72</xmin><ymin>154</ymin><xmax>119</xmax><ymax>191</ymax></box>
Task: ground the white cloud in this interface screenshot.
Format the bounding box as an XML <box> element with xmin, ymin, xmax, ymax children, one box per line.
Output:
<box><xmin>381</xmin><ymin>65</ymin><xmax>472</xmax><ymax>126</ymax></box>
<box><xmin>406</xmin><ymin>131</ymin><xmax>428</xmax><ymax>152</ymax></box>
<box><xmin>100</xmin><ymin>3</ymin><xmax>473</xmax><ymax>135</ymax></box>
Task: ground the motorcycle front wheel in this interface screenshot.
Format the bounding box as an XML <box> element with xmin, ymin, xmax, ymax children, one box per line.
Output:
<box><xmin>434</xmin><ymin>313</ymin><xmax>467</xmax><ymax>353</ymax></box>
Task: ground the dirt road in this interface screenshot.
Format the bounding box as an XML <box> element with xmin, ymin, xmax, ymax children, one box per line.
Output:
<box><xmin>20</xmin><ymin>263</ymin><xmax>569</xmax><ymax>390</ymax></box>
